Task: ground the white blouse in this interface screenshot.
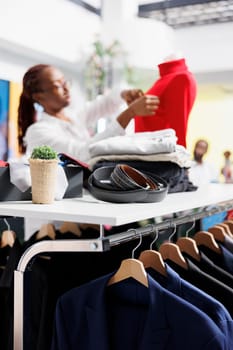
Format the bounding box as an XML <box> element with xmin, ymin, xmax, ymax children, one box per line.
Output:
<box><xmin>24</xmin><ymin>91</ymin><xmax>126</xmax><ymax>162</ymax></box>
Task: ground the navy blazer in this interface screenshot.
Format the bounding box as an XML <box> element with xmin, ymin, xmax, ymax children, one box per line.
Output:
<box><xmin>198</xmin><ymin>243</ymin><xmax>233</xmax><ymax>275</ymax></box>
<box><xmin>223</xmin><ymin>235</ymin><xmax>233</xmax><ymax>254</ymax></box>
<box><xmin>183</xmin><ymin>250</ymin><xmax>233</xmax><ymax>289</ymax></box>
<box><xmin>166</xmin><ymin>257</ymin><xmax>233</xmax><ymax>319</ymax></box>
<box><xmin>148</xmin><ymin>264</ymin><xmax>233</xmax><ymax>348</ymax></box>
<box><xmin>51</xmin><ymin>272</ymin><xmax>226</xmax><ymax>350</ymax></box>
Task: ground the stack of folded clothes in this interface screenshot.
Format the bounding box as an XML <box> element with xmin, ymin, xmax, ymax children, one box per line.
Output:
<box><xmin>88</xmin><ymin>129</ymin><xmax>197</xmax><ymax>193</ymax></box>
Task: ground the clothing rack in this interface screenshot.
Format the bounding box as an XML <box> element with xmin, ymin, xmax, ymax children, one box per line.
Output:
<box><xmin>13</xmin><ymin>200</ymin><xmax>233</xmax><ymax>350</ymax></box>
<box><xmin>0</xmin><ymin>183</ymin><xmax>231</xmax><ymax>350</ymax></box>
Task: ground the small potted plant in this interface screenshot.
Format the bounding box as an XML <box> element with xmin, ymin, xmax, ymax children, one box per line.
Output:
<box><xmin>29</xmin><ymin>145</ymin><xmax>58</xmax><ymax>204</ymax></box>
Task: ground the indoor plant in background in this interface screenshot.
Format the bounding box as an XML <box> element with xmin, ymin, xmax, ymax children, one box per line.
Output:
<box><xmin>29</xmin><ymin>145</ymin><xmax>58</xmax><ymax>204</ymax></box>
<box><xmin>84</xmin><ymin>38</ymin><xmax>127</xmax><ymax>101</ymax></box>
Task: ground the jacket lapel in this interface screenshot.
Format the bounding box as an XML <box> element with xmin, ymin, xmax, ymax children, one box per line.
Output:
<box><xmin>85</xmin><ymin>273</ymin><xmax>112</xmax><ymax>350</ymax></box>
<box><xmin>140</xmin><ymin>275</ymin><xmax>170</xmax><ymax>349</ymax></box>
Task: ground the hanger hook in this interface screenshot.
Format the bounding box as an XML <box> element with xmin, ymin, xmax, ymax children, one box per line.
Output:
<box><xmin>186</xmin><ymin>218</ymin><xmax>195</xmax><ymax>237</ymax></box>
<box><xmin>169</xmin><ymin>222</ymin><xmax>176</xmax><ymax>242</ymax></box>
<box><xmin>150</xmin><ymin>227</ymin><xmax>159</xmax><ymax>250</ymax></box>
<box><xmin>3</xmin><ymin>218</ymin><xmax>10</xmax><ymax>231</ymax></box>
<box><xmin>128</xmin><ymin>228</ymin><xmax>142</xmax><ymax>259</ymax></box>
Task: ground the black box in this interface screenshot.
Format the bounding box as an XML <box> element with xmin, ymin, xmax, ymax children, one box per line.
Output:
<box><xmin>0</xmin><ymin>165</ymin><xmax>83</xmax><ymax>201</ymax></box>
<box><xmin>63</xmin><ymin>166</ymin><xmax>83</xmax><ymax>198</ymax></box>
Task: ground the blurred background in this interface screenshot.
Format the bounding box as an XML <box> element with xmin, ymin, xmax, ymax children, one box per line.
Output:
<box><xmin>0</xmin><ymin>0</ymin><xmax>232</xmax><ymax>180</ymax></box>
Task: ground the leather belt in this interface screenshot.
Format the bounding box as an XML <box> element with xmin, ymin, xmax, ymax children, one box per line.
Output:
<box><xmin>110</xmin><ymin>164</ymin><xmax>158</xmax><ymax>191</ymax></box>
<box><xmin>88</xmin><ymin>164</ymin><xmax>168</xmax><ymax>203</ymax></box>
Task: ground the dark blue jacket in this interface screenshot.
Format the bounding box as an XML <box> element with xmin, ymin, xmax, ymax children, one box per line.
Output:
<box><xmin>51</xmin><ymin>272</ymin><xmax>226</xmax><ymax>350</ymax></box>
<box><xmin>148</xmin><ymin>264</ymin><xmax>233</xmax><ymax>348</ymax></box>
<box><xmin>223</xmin><ymin>235</ymin><xmax>233</xmax><ymax>254</ymax></box>
<box><xmin>199</xmin><ymin>243</ymin><xmax>233</xmax><ymax>275</ymax></box>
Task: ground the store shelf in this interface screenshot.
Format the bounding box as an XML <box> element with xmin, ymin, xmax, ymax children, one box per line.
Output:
<box><xmin>1</xmin><ymin>183</ymin><xmax>233</xmax><ymax>226</ymax></box>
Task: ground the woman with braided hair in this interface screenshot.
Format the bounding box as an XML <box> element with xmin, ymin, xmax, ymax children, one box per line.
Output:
<box><xmin>18</xmin><ymin>64</ymin><xmax>159</xmax><ymax>162</ymax></box>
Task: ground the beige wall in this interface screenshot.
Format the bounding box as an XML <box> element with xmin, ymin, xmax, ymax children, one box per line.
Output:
<box><xmin>186</xmin><ymin>84</ymin><xmax>233</xmax><ymax>181</ymax></box>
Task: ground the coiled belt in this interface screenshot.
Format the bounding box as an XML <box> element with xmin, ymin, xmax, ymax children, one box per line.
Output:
<box><xmin>110</xmin><ymin>164</ymin><xmax>159</xmax><ymax>191</ymax></box>
<box><xmin>88</xmin><ymin>164</ymin><xmax>168</xmax><ymax>203</ymax></box>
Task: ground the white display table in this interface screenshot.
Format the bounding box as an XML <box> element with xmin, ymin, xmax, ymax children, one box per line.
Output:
<box><xmin>1</xmin><ymin>183</ymin><xmax>233</xmax><ymax>226</ymax></box>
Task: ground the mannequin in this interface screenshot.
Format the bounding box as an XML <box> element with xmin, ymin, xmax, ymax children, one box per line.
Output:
<box><xmin>134</xmin><ymin>54</ymin><xmax>197</xmax><ymax>147</ymax></box>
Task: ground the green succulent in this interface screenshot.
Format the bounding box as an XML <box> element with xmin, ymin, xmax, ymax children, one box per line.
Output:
<box><xmin>31</xmin><ymin>145</ymin><xmax>57</xmax><ymax>160</ymax></box>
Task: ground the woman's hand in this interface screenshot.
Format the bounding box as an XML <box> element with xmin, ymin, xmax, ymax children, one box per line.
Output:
<box><xmin>128</xmin><ymin>95</ymin><xmax>160</xmax><ymax>116</ymax></box>
<box><xmin>117</xmin><ymin>94</ymin><xmax>160</xmax><ymax>129</ymax></box>
<box><xmin>121</xmin><ymin>89</ymin><xmax>144</xmax><ymax>105</ymax></box>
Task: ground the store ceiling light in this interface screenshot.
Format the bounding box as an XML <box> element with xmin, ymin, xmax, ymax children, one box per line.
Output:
<box><xmin>139</xmin><ymin>0</ymin><xmax>233</xmax><ymax>28</ymax></box>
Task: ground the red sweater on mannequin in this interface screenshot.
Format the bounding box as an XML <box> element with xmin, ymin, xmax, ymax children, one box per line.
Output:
<box><xmin>134</xmin><ymin>58</ymin><xmax>197</xmax><ymax>147</ymax></box>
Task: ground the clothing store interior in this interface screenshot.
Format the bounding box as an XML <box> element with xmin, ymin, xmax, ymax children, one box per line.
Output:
<box><xmin>0</xmin><ymin>0</ymin><xmax>233</xmax><ymax>349</ymax></box>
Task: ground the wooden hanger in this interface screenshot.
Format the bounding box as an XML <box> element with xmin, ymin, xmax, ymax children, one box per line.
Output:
<box><xmin>218</xmin><ymin>222</ymin><xmax>233</xmax><ymax>237</ymax></box>
<box><xmin>194</xmin><ymin>231</ymin><xmax>221</xmax><ymax>254</ymax></box>
<box><xmin>158</xmin><ymin>224</ymin><xmax>188</xmax><ymax>270</ymax></box>
<box><xmin>223</xmin><ymin>220</ymin><xmax>233</xmax><ymax>235</ymax></box>
<box><xmin>139</xmin><ymin>250</ymin><xmax>166</xmax><ymax>276</ymax></box>
<box><xmin>208</xmin><ymin>225</ymin><xmax>226</xmax><ymax>242</ymax></box>
<box><xmin>176</xmin><ymin>237</ymin><xmax>201</xmax><ymax>262</ymax></box>
<box><xmin>159</xmin><ymin>242</ymin><xmax>188</xmax><ymax>269</ymax></box>
<box><xmin>1</xmin><ymin>219</ymin><xmax>16</xmax><ymax>248</ymax></box>
<box><xmin>139</xmin><ymin>228</ymin><xmax>167</xmax><ymax>276</ymax></box>
<box><xmin>108</xmin><ymin>232</ymin><xmax>148</xmax><ymax>287</ymax></box>
<box><xmin>59</xmin><ymin>222</ymin><xmax>82</xmax><ymax>237</ymax></box>
<box><xmin>107</xmin><ymin>258</ymin><xmax>148</xmax><ymax>287</ymax></box>
<box><xmin>176</xmin><ymin>219</ymin><xmax>200</xmax><ymax>262</ymax></box>
<box><xmin>36</xmin><ymin>223</ymin><xmax>56</xmax><ymax>240</ymax></box>
<box><xmin>1</xmin><ymin>229</ymin><xmax>16</xmax><ymax>248</ymax></box>
<box><xmin>78</xmin><ymin>223</ymin><xmax>100</xmax><ymax>232</ymax></box>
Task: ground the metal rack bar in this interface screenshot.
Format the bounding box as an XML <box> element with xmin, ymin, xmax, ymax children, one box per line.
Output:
<box><xmin>108</xmin><ymin>201</ymin><xmax>233</xmax><ymax>246</ymax></box>
<box><xmin>13</xmin><ymin>200</ymin><xmax>233</xmax><ymax>350</ymax></box>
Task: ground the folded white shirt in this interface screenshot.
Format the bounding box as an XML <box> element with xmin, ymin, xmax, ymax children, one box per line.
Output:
<box><xmin>88</xmin><ymin>145</ymin><xmax>192</xmax><ymax>170</ymax></box>
<box><xmin>89</xmin><ymin>129</ymin><xmax>177</xmax><ymax>158</ymax></box>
